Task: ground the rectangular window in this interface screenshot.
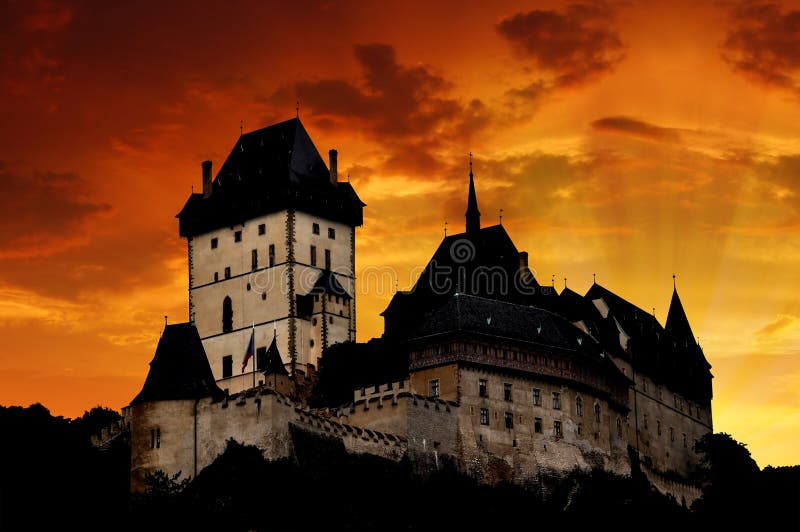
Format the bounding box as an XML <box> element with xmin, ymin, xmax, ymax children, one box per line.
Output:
<box><xmin>504</xmin><ymin>383</ymin><xmax>512</xmax><ymax>402</ymax></box>
<box><xmin>214</xmin><ymin>272</ymin><xmax>219</xmax><ymax>282</ymax></box>
<box><xmin>480</xmin><ymin>408</ymin><xmax>489</xmax><ymax>425</ymax></box>
<box><xmin>324</xmin><ymin>249</ymin><xmax>331</xmax><ymax>270</ymax></box>
<box><xmin>256</xmin><ymin>346</ymin><xmax>267</xmax><ymax>371</ymax></box>
<box><xmin>479</xmin><ymin>379</ymin><xmax>487</xmax><ymax>397</ymax></box>
<box><xmin>310</xmin><ymin>245</ymin><xmax>317</xmax><ymax>266</ymax></box>
<box><xmin>683</xmin><ymin>433</ymin><xmax>687</xmax><ymax>448</ymax></box>
<box><xmin>657</xmin><ymin>420</ymin><xmax>662</xmax><ymax>436</ymax></box>
<box><xmin>643</xmin><ymin>413</ymin><xmax>648</xmax><ymax>430</ymax></box>
<box><xmin>150</xmin><ymin>429</ymin><xmax>155</xmax><ymax>449</ymax></box>
<box><xmin>234</xmin><ymin>230</ymin><xmax>242</xmax><ymax>242</ymax></box>
<box><xmin>224</xmin><ymin>266</ymin><xmax>231</xmax><ymax>279</ymax></box>
<box><xmin>429</xmin><ymin>379</ymin><xmax>440</xmax><ymax>398</ymax></box>
<box><xmin>532</xmin><ymin>388</ymin><xmax>541</xmax><ymax>406</ymax></box>
<box><xmin>210</xmin><ymin>237</ymin><xmax>218</xmax><ymax>249</ymax></box>
<box><xmin>156</xmin><ymin>428</ymin><xmax>160</xmax><ymax>449</ymax></box>
<box><xmin>534</xmin><ymin>417</ymin><xmax>542</xmax><ymax>433</ymax></box>
<box><xmin>577</xmin><ymin>423</ymin><xmax>583</xmax><ymax>436</ymax></box>
<box><xmin>576</xmin><ymin>397</ymin><xmax>583</xmax><ymax>417</ymax></box>
<box><xmin>269</xmin><ymin>244</ymin><xmax>275</xmax><ymax>267</ymax></box>
<box><xmin>258</xmin><ymin>223</ymin><xmax>266</xmax><ymax>235</ymax></box>
<box><xmin>594</xmin><ymin>404</ymin><xmax>601</xmax><ymax>422</ymax></box>
<box><xmin>554</xmin><ymin>420</ymin><xmax>562</xmax><ymax>437</ymax></box>
<box><xmin>222</xmin><ymin>355</ymin><xmax>233</xmax><ymax>378</ymax></box>
<box><xmin>670</xmin><ymin>427</ymin><xmax>675</xmax><ymax>443</ymax></box>
<box><xmin>251</xmin><ymin>249</ymin><xmax>258</xmax><ymax>270</ymax></box>
<box><xmin>328</xmin><ymin>227</ymin><xmax>336</xmax><ymax>239</ymax></box>
<box><xmin>552</xmin><ymin>392</ymin><xmax>561</xmax><ymax>410</ymax></box>
<box><xmin>504</xmin><ymin>412</ymin><xmax>514</xmax><ymax>429</ymax></box>
<box><xmin>312</xmin><ymin>223</ymin><xmax>320</xmax><ymax>235</ymax></box>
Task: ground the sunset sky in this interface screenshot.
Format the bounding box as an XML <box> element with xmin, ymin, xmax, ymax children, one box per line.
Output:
<box><xmin>1</xmin><ymin>0</ymin><xmax>799</xmax><ymax>467</ymax></box>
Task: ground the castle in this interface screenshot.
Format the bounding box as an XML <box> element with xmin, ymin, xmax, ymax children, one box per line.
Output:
<box><xmin>125</xmin><ymin>118</ymin><xmax>713</xmax><ymax>504</ymax></box>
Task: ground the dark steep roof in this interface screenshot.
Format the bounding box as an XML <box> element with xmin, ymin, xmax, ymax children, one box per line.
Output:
<box><xmin>131</xmin><ymin>323</ymin><xmax>223</xmax><ymax>406</ymax></box>
<box><xmin>262</xmin><ymin>335</ymin><xmax>288</xmax><ymax>376</ymax></box>
<box><xmin>666</xmin><ymin>288</ymin><xmax>695</xmax><ymax>343</ymax></box>
<box><xmin>177</xmin><ymin>118</ymin><xmax>364</xmax><ymax>237</ymax></box>
<box><xmin>413</xmin><ymin>293</ymin><xmax>601</xmax><ymax>356</ymax></box>
<box><xmin>308</xmin><ymin>270</ymin><xmax>351</xmax><ymax>299</ymax></box>
<box><xmin>381</xmin><ymin>225</ymin><xmax>558</xmax><ymax>339</ymax></box>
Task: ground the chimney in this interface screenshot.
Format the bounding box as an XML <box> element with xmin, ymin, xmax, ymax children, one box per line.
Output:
<box><xmin>329</xmin><ymin>149</ymin><xmax>338</xmax><ymax>186</ymax></box>
<box><xmin>519</xmin><ymin>251</ymin><xmax>529</xmax><ymax>270</ymax></box>
<box><xmin>202</xmin><ymin>160</ymin><xmax>212</xmax><ymax>198</ymax></box>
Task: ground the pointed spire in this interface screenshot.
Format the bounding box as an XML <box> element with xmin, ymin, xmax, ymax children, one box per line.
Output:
<box><xmin>666</xmin><ymin>281</ymin><xmax>695</xmax><ymax>345</ymax></box>
<box><xmin>466</xmin><ymin>152</ymin><xmax>481</xmax><ymax>235</ymax></box>
<box><xmin>262</xmin><ymin>333</ymin><xmax>288</xmax><ymax>376</ymax></box>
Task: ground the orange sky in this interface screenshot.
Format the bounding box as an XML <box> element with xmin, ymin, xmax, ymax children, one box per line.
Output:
<box><xmin>1</xmin><ymin>0</ymin><xmax>799</xmax><ymax>467</ymax></box>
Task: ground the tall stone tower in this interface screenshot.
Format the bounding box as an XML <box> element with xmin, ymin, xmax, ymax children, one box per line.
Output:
<box><xmin>177</xmin><ymin>118</ymin><xmax>364</xmax><ymax>394</ymax></box>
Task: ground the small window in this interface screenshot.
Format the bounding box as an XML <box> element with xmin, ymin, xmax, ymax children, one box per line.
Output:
<box><xmin>532</xmin><ymin>388</ymin><xmax>541</xmax><ymax>406</ymax></box>
<box><xmin>617</xmin><ymin>418</ymin><xmax>623</xmax><ymax>437</ymax></box>
<box><xmin>552</xmin><ymin>392</ymin><xmax>561</xmax><ymax>410</ymax></box>
<box><xmin>534</xmin><ymin>417</ymin><xmax>542</xmax><ymax>433</ymax></box>
<box><xmin>479</xmin><ymin>379</ymin><xmax>487</xmax><ymax>398</ymax></box>
<box><xmin>234</xmin><ymin>230</ymin><xmax>242</xmax><ymax>243</ymax></box>
<box><xmin>310</xmin><ymin>245</ymin><xmax>317</xmax><ymax>266</ymax></box>
<box><xmin>214</xmin><ymin>272</ymin><xmax>219</xmax><ymax>282</ymax></box>
<box><xmin>210</xmin><ymin>237</ymin><xmax>218</xmax><ymax>249</ymax></box>
<box><xmin>251</xmin><ymin>249</ymin><xmax>258</xmax><ymax>270</ymax></box>
<box><xmin>256</xmin><ymin>347</ymin><xmax>267</xmax><ymax>371</ymax></box>
<box><xmin>310</xmin><ymin>339</ymin><xmax>315</xmax><ymax>348</ymax></box>
<box><xmin>269</xmin><ymin>244</ymin><xmax>275</xmax><ymax>267</ymax></box>
<box><xmin>670</xmin><ymin>427</ymin><xmax>675</xmax><ymax>443</ymax></box>
<box><xmin>312</xmin><ymin>223</ymin><xmax>320</xmax><ymax>235</ymax></box>
<box><xmin>576</xmin><ymin>396</ymin><xmax>583</xmax><ymax>417</ymax></box>
<box><xmin>643</xmin><ymin>413</ymin><xmax>648</xmax><ymax>430</ymax></box>
<box><xmin>224</xmin><ymin>266</ymin><xmax>231</xmax><ymax>279</ymax></box>
<box><xmin>594</xmin><ymin>403</ymin><xmax>601</xmax><ymax>422</ymax></box>
<box><xmin>328</xmin><ymin>227</ymin><xmax>335</xmax><ymax>239</ymax></box>
<box><xmin>554</xmin><ymin>420</ymin><xmax>562</xmax><ymax>437</ymax></box>
<box><xmin>329</xmin><ymin>316</ymin><xmax>333</xmax><ymax>324</ymax></box>
<box><xmin>222</xmin><ymin>296</ymin><xmax>233</xmax><ymax>332</ymax></box>
<box><xmin>324</xmin><ymin>249</ymin><xmax>331</xmax><ymax>270</ymax></box>
<box><xmin>577</xmin><ymin>423</ymin><xmax>583</xmax><ymax>436</ymax></box>
<box><xmin>480</xmin><ymin>408</ymin><xmax>489</xmax><ymax>425</ymax></box>
<box><xmin>222</xmin><ymin>355</ymin><xmax>233</xmax><ymax>378</ymax></box>
<box><xmin>504</xmin><ymin>412</ymin><xmax>514</xmax><ymax>429</ymax></box>
<box><xmin>312</xmin><ymin>318</ymin><xmax>317</xmax><ymax>326</ymax></box>
<box><xmin>429</xmin><ymin>379</ymin><xmax>440</xmax><ymax>398</ymax></box>
<box><xmin>683</xmin><ymin>433</ymin><xmax>687</xmax><ymax>448</ymax></box>
<box><xmin>657</xmin><ymin>420</ymin><xmax>662</xmax><ymax>436</ymax></box>
<box><xmin>258</xmin><ymin>223</ymin><xmax>266</xmax><ymax>235</ymax></box>
<box><xmin>504</xmin><ymin>383</ymin><xmax>512</xmax><ymax>402</ymax></box>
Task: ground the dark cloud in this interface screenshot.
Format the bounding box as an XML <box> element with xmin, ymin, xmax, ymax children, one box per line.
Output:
<box><xmin>591</xmin><ymin>116</ymin><xmax>683</xmax><ymax>143</ymax></box>
<box><xmin>269</xmin><ymin>43</ymin><xmax>490</xmax><ymax>171</ymax></box>
<box><xmin>723</xmin><ymin>2</ymin><xmax>800</xmax><ymax>93</ymax></box>
<box><xmin>497</xmin><ymin>2</ymin><xmax>624</xmax><ymax>92</ymax></box>
<box><xmin>0</xmin><ymin>164</ymin><xmax>111</xmax><ymax>258</ymax></box>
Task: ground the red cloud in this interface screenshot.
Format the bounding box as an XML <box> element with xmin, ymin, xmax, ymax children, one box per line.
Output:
<box><xmin>497</xmin><ymin>2</ymin><xmax>624</xmax><ymax>92</ymax></box>
<box><xmin>591</xmin><ymin>116</ymin><xmax>683</xmax><ymax>143</ymax></box>
<box><xmin>723</xmin><ymin>2</ymin><xmax>800</xmax><ymax>93</ymax></box>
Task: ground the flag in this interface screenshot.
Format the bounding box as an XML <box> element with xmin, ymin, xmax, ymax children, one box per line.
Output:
<box><xmin>241</xmin><ymin>328</ymin><xmax>255</xmax><ymax>373</ymax></box>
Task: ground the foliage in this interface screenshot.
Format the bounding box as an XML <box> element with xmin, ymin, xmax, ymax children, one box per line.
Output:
<box><xmin>311</xmin><ymin>338</ymin><xmax>408</xmax><ymax>407</ymax></box>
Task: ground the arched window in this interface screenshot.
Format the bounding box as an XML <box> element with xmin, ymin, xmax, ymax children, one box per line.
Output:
<box><xmin>222</xmin><ymin>296</ymin><xmax>233</xmax><ymax>333</ymax></box>
<box><xmin>576</xmin><ymin>396</ymin><xmax>583</xmax><ymax>417</ymax></box>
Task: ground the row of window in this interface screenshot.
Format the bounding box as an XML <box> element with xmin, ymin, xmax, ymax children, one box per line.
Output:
<box><xmin>210</xmin><ymin>243</ymin><xmax>335</xmax><ymax>283</ymax></box>
<box><xmin>312</xmin><ymin>222</ymin><xmax>336</xmax><ymax>240</ymax></box>
<box><xmin>310</xmin><ymin>245</ymin><xmax>332</xmax><ymax>269</ymax></box>
<box><xmin>210</xmin><ymin>223</ymin><xmax>336</xmax><ymax>251</ymax></box>
<box><xmin>476</xmin><ymin>380</ymin><xmax>602</xmax><ymax>422</ymax></box>
<box><xmin>641</xmin><ymin>414</ymin><xmax>690</xmax><ymax>446</ymax></box>
<box><xmin>150</xmin><ymin>428</ymin><xmax>161</xmax><ymax>449</ymax></box>
<box><xmin>641</xmin><ymin>379</ymin><xmax>703</xmax><ymax>421</ymax></box>
<box><xmin>476</xmin><ymin>409</ymin><xmax>565</xmax><ymax>438</ymax></box>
